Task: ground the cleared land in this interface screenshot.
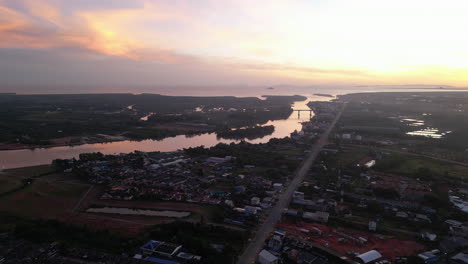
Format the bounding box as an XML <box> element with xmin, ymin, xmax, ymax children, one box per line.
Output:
<box><xmin>0</xmin><ymin>166</ymin><xmax>90</xmax><ymax>218</ymax></box>
<box><xmin>0</xmin><ymin>165</ymin><xmax>224</xmax><ymax>236</ymax></box>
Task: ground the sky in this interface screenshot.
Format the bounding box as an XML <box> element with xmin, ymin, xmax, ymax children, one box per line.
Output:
<box><xmin>1</xmin><ymin>0</ymin><xmax>468</xmax><ymax>92</ymax></box>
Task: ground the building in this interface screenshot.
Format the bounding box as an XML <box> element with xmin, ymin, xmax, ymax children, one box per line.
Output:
<box><xmin>298</xmin><ymin>251</ymin><xmax>328</xmax><ymax>264</ymax></box>
<box><xmin>251</xmin><ymin>197</ymin><xmax>261</xmax><ymax>206</ymax></box>
<box><xmin>342</xmin><ymin>133</ymin><xmax>352</xmax><ymax>140</ymax></box>
<box><xmin>356</xmin><ymin>250</ymin><xmax>382</xmax><ymax>264</ymax></box>
<box><xmin>357</xmin><ymin>157</ymin><xmax>376</xmax><ymax>168</ymax></box>
<box><xmin>302</xmin><ymin>211</ymin><xmax>329</xmax><ymax>223</ymax></box>
<box><xmin>244</xmin><ymin>206</ymin><xmax>260</xmax><ymax>215</ymax></box>
<box><xmin>268</xmin><ymin>231</ymin><xmax>285</xmax><ymax>252</ymax></box>
<box><xmin>452</xmin><ymin>252</ymin><xmax>468</xmax><ymax>264</ymax></box>
<box><xmin>144</xmin><ymin>257</ymin><xmax>181</xmax><ymax>264</ymax></box>
<box><xmin>140</xmin><ymin>240</ymin><xmax>182</xmax><ymax>259</ymax></box>
<box><xmin>273</xmin><ymin>183</ymin><xmax>283</xmax><ymax>192</ymax></box>
<box><xmin>446</xmin><ymin>220</ymin><xmax>463</xmax><ymax>228</ymax></box>
<box><xmin>396</xmin><ymin>211</ymin><xmax>409</xmax><ymax>218</ymax></box>
<box><xmin>418</xmin><ymin>250</ymin><xmax>440</xmax><ymax>263</ymax></box>
<box><xmin>293</xmin><ymin>191</ymin><xmax>305</xmax><ymax>200</ymax></box>
<box><xmin>258</xmin><ymin>249</ymin><xmax>278</xmax><ymax>264</ymax></box>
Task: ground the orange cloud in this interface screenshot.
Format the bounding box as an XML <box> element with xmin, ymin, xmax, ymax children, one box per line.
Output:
<box><xmin>1</xmin><ymin>0</ymin><xmax>467</xmax><ymax>87</ymax></box>
<box><xmin>0</xmin><ymin>0</ymin><xmax>196</xmax><ymax>63</ymax></box>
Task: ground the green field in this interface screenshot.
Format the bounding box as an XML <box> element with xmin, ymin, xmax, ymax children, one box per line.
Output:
<box><xmin>375</xmin><ymin>153</ymin><xmax>468</xmax><ymax>180</ymax></box>
<box><xmin>0</xmin><ymin>165</ymin><xmax>90</xmax><ymax>218</ymax></box>
<box><xmin>0</xmin><ymin>165</ymin><xmax>55</xmax><ymax>194</ymax></box>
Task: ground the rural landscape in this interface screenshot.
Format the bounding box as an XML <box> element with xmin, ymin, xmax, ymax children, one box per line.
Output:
<box><xmin>1</xmin><ymin>92</ymin><xmax>468</xmax><ymax>264</ymax></box>
<box><xmin>2</xmin><ymin>0</ymin><xmax>468</xmax><ymax>263</ymax></box>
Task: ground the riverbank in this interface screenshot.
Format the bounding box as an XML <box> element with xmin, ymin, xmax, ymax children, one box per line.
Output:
<box><xmin>0</xmin><ymin>138</ymin><xmax>127</xmax><ymax>151</ymax></box>
<box><xmin>0</xmin><ymin>95</ymin><xmax>327</xmax><ymax>170</ymax></box>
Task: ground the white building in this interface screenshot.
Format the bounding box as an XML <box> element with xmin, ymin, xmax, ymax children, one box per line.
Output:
<box><xmin>356</xmin><ymin>250</ymin><xmax>382</xmax><ymax>264</ymax></box>
<box><xmin>258</xmin><ymin>249</ymin><xmax>278</xmax><ymax>264</ymax></box>
<box><xmin>342</xmin><ymin>133</ymin><xmax>352</xmax><ymax>140</ymax></box>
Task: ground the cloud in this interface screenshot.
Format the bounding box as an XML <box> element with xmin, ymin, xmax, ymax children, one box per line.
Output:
<box><xmin>1</xmin><ymin>0</ymin><xmax>468</xmax><ymax>88</ymax></box>
<box><xmin>0</xmin><ymin>0</ymin><xmax>198</xmax><ymax>63</ymax></box>
<box><xmin>231</xmin><ymin>62</ymin><xmax>372</xmax><ymax>77</ymax></box>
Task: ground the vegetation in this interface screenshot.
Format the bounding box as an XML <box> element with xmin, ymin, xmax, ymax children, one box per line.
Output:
<box><xmin>374</xmin><ymin>153</ymin><xmax>468</xmax><ymax>180</ymax></box>
<box><xmin>14</xmin><ymin>219</ymin><xmax>131</xmax><ymax>253</ymax></box>
<box><xmin>146</xmin><ymin>221</ymin><xmax>249</xmax><ymax>263</ymax></box>
<box><xmin>4</xmin><ymin>215</ymin><xmax>248</xmax><ymax>264</ymax></box>
<box><xmin>0</xmin><ymin>93</ymin><xmax>303</xmax><ymax>146</ymax></box>
<box><xmin>185</xmin><ymin>140</ymin><xmax>301</xmax><ymax>169</ymax></box>
<box><xmin>339</xmin><ymin>92</ymin><xmax>468</xmax><ymax>154</ymax></box>
<box><xmin>216</xmin><ymin>125</ymin><xmax>274</xmax><ymax>140</ymax></box>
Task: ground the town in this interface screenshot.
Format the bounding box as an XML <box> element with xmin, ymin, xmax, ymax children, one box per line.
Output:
<box><xmin>2</xmin><ymin>92</ymin><xmax>468</xmax><ymax>264</ymax></box>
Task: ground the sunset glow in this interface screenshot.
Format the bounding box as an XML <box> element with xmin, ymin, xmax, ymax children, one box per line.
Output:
<box><xmin>1</xmin><ymin>0</ymin><xmax>468</xmax><ymax>87</ymax></box>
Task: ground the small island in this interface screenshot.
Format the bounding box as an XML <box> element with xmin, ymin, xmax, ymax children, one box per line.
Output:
<box><xmin>216</xmin><ymin>125</ymin><xmax>275</xmax><ymax>140</ymax></box>
<box><xmin>313</xmin><ymin>93</ymin><xmax>334</xmax><ymax>98</ymax></box>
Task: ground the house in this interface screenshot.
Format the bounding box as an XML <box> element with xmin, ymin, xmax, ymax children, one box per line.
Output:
<box><xmin>293</xmin><ymin>191</ymin><xmax>305</xmax><ymax>200</ymax></box>
<box><xmin>284</xmin><ymin>209</ymin><xmax>298</xmax><ymax>217</ymax></box>
<box><xmin>176</xmin><ymin>252</ymin><xmax>201</xmax><ymax>261</ymax></box>
<box><xmin>298</xmin><ymin>251</ymin><xmax>328</xmax><ymax>264</ymax></box>
<box><xmin>268</xmin><ymin>233</ymin><xmax>284</xmax><ymax>252</ymax></box>
<box><xmin>273</xmin><ymin>183</ymin><xmax>283</xmax><ymax>192</ymax></box>
<box><xmin>303</xmin><ymin>211</ymin><xmax>329</xmax><ymax>223</ymax></box>
<box><xmin>357</xmin><ymin>157</ymin><xmax>376</xmax><ymax>168</ymax></box>
<box><xmin>445</xmin><ymin>220</ymin><xmax>463</xmax><ymax>228</ymax></box>
<box><xmin>258</xmin><ymin>249</ymin><xmax>278</xmax><ymax>264</ymax></box>
<box><xmin>144</xmin><ymin>257</ymin><xmax>180</xmax><ymax>264</ymax></box>
<box><xmin>356</xmin><ymin>250</ymin><xmax>382</xmax><ymax>263</ymax></box>
<box><xmin>244</xmin><ymin>206</ymin><xmax>260</xmax><ymax>215</ymax></box>
<box><xmin>415</xmin><ymin>214</ymin><xmax>432</xmax><ymax>223</ymax></box>
<box><xmin>205</xmin><ymin>156</ymin><xmax>231</xmax><ymax>165</ymax></box>
<box><xmin>452</xmin><ymin>252</ymin><xmax>468</xmax><ymax>264</ymax></box>
<box><xmin>251</xmin><ymin>197</ymin><xmax>261</xmax><ymax>206</ymax></box>
<box><xmin>421</xmin><ymin>232</ymin><xmax>437</xmax><ymax>241</ymax></box>
<box><xmin>140</xmin><ymin>240</ymin><xmax>182</xmax><ymax>258</ymax></box>
<box><xmin>342</xmin><ymin>133</ymin><xmax>352</xmax><ymax>140</ymax></box>
<box><xmin>418</xmin><ymin>250</ymin><xmax>440</xmax><ymax>263</ymax></box>
<box><xmin>440</xmin><ymin>237</ymin><xmax>468</xmax><ymax>253</ymax></box>
<box><xmin>396</xmin><ymin>211</ymin><xmax>409</xmax><ymax>218</ymax></box>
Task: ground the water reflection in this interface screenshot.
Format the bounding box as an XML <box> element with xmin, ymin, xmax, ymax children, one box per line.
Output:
<box><xmin>400</xmin><ymin>117</ymin><xmax>450</xmax><ymax>139</ymax></box>
<box><xmin>406</xmin><ymin>128</ymin><xmax>451</xmax><ymax>138</ymax></box>
<box><xmin>0</xmin><ymin>97</ymin><xmax>322</xmax><ymax>169</ymax></box>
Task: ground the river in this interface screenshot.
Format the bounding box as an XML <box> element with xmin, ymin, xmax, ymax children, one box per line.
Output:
<box><xmin>0</xmin><ymin>95</ymin><xmax>330</xmax><ymax>169</ymax></box>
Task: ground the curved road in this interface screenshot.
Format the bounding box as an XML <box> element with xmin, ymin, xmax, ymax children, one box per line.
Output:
<box><xmin>237</xmin><ymin>103</ymin><xmax>345</xmax><ymax>264</ymax></box>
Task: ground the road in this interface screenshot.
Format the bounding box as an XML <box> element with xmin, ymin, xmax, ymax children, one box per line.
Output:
<box><xmin>236</xmin><ymin>103</ymin><xmax>345</xmax><ymax>264</ymax></box>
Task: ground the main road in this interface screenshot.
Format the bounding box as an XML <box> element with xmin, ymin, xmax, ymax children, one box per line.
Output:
<box><xmin>236</xmin><ymin>103</ymin><xmax>345</xmax><ymax>264</ymax></box>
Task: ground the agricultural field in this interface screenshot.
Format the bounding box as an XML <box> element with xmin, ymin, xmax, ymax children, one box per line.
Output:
<box><xmin>0</xmin><ymin>165</ymin><xmax>54</xmax><ymax>194</ymax></box>
<box><xmin>0</xmin><ymin>165</ymin><xmax>227</xmax><ymax>236</ymax></box>
<box><xmin>374</xmin><ymin>153</ymin><xmax>468</xmax><ymax>180</ymax></box>
<box><xmin>0</xmin><ymin>166</ymin><xmax>90</xmax><ymax>218</ymax></box>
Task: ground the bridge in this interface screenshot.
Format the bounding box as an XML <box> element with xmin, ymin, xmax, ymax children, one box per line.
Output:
<box><xmin>292</xmin><ymin>109</ymin><xmax>314</xmax><ymax>118</ymax></box>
